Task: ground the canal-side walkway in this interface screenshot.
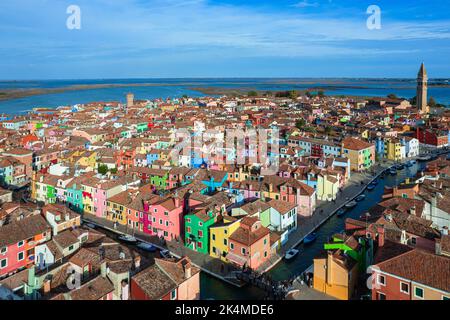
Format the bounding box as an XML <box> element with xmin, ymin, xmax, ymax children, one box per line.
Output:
<box><xmin>256</xmin><ymin>161</ymin><xmax>395</xmax><ymax>273</ymax></box>
<box><xmin>82</xmin><ymin>215</ymin><xmax>244</xmax><ymax>287</ymax></box>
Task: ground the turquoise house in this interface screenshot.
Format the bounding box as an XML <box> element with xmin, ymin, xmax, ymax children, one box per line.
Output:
<box><xmin>66</xmin><ymin>181</ymin><xmax>84</xmax><ymax>213</ymax></box>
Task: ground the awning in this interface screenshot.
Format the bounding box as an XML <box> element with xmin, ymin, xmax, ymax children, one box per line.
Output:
<box><xmin>226</xmin><ymin>252</ymin><xmax>248</xmax><ymax>266</ymax></box>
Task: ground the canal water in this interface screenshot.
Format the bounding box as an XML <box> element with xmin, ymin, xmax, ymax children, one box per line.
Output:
<box><xmin>200</xmin><ymin>161</ymin><xmax>428</xmax><ymax>299</ymax></box>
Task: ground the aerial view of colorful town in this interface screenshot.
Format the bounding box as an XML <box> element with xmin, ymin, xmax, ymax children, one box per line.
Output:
<box><xmin>0</xmin><ymin>1</ymin><xmax>449</xmax><ymax>303</ymax></box>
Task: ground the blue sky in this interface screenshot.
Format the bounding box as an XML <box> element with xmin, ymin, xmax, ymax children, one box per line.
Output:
<box><xmin>0</xmin><ymin>0</ymin><xmax>449</xmax><ymax>79</ymax></box>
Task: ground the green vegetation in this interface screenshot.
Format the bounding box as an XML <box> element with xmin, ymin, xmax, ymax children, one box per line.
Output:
<box><xmin>317</xmin><ymin>90</ymin><xmax>325</xmax><ymax>98</ymax></box>
<box><xmin>248</xmin><ymin>91</ymin><xmax>258</xmax><ymax>97</ymax></box>
<box><xmin>97</xmin><ymin>164</ymin><xmax>109</xmax><ymax>175</ymax></box>
<box><xmin>295</xmin><ymin>118</ymin><xmax>306</xmax><ymax>129</ymax></box>
<box><xmin>428</xmin><ymin>96</ymin><xmax>436</xmax><ymax>108</ymax></box>
<box><xmin>387</xmin><ymin>93</ymin><xmax>398</xmax><ymax>100</ymax></box>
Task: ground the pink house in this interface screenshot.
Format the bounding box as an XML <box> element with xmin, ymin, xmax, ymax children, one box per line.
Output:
<box><xmin>93</xmin><ymin>180</ymin><xmax>124</xmax><ymax>218</ymax></box>
<box><xmin>143</xmin><ymin>196</ymin><xmax>184</xmax><ymax>241</ymax></box>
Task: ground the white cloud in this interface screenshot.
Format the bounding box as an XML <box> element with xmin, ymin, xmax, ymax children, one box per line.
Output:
<box><xmin>292</xmin><ymin>1</ymin><xmax>319</xmax><ymax>8</ymax></box>
<box><xmin>1</xmin><ymin>0</ymin><xmax>449</xmax><ymax>61</ymax></box>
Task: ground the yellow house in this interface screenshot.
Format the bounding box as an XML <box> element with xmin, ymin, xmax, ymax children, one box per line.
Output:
<box><xmin>313</xmin><ymin>250</ymin><xmax>358</xmax><ymax>300</ymax></box>
<box><xmin>209</xmin><ymin>216</ymin><xmax>241</xmax><ymax>262</ymax></box>
<box><xmin>227</xmin><ymin>167</ymin><xmax>250</xmax><ymax>183</ymax></box>
<box><xmin>342</xmin><ymin>137</ymin><xmax>375</xmax><ymax>172</ymax></box>
<box><xmin>106</xmin><ymin>192</ymin><xmax>128</xmax><ymax>225</ymax></box>
<box><xmin>81</xmin><ymin>181</ymin><xmax>97</xmax><ymax>216</ymax></box>
<box><xmin>384</xmin><ymin>138</ymin><xmax>403</xmax><ymax>161</ymax></box>
<box><xmin>76</xmin><ymin>151</ymin><xmax>97</xmax><ymax>169</ymax></box>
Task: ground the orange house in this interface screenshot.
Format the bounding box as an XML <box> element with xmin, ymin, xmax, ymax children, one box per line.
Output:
<box><xmin>227</xmin><ymin>216</ymin><xmax>271</xmax><ymax>270</ymax></box>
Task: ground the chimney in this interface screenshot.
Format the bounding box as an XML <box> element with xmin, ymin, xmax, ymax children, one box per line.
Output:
<box><xmin>43</xmin><ymin>278</ymin><xmax>51</xmax><ymax>294</ymax></box>
<box><xmin>182</xmin><ymin>259</ymin><xmax>192</xmax><ymax>279</ymax></box>
<box><xmin>435</xmin><ymin>240</ymin><xmax>442</xmax><ymax>256</ymax></box>
<box><xmin>410</xmin><ymin>206</ymin><xmax>416</xmax><ymax>217</ymax></box>
<box><xmin>377</xmin><ymin>226</ymin><xmax>385</xmax><ymax>247</ymax></box>
<box><xmin>134</xmin><ymin>256</ymin><xmax>141</xmax><ymax>269</ymax></box>
<box><xmin>174</xmin><ymin>196</ymin><xmax>180</xmax><ymax>208</ymax></box>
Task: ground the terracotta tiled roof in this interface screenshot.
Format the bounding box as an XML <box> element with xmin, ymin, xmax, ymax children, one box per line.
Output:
<box><xmin>375</xmin><ymin>248</ymin><xmax>450</xmax><ymax>293</ymax></box>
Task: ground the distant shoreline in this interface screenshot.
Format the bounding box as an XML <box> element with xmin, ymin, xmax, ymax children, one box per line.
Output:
<box><xmin>0</xmin><ymin>81</ymin><xmax>449</xmax><ymax>102</ymax></box>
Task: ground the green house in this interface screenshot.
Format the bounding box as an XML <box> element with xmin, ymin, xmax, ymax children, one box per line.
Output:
<box><xmin>136</xmin><ymin>122</ymin><xmax>148</xmax><ymax>133</ymax></box>
<box><xmin>150</xmin><ymin>171</ymin><xmax>169</xmax><ymax>190</ymax></box>
<box><xmin>324</xmin><ymin>234</ymin><xmax>373</xmax><ymax>272</ymax></box>
<box><xmin>46</xmin><ymin>185</ymin><xmax>57</xmax><ymax>204</ymax></box>
<box><xmin>185</xmin><ymin>210</ymin><xmax>217</xmax><ymax>254</ymax></box>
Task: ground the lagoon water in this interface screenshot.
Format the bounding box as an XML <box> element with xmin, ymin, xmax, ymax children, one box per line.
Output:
<box><xmin>0</xmin><ymin>78</ymin><xmax>449</xmax><ymax>115</ymax></box>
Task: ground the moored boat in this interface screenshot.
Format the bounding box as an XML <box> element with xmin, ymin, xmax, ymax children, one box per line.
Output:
<box><xmin>355</xmin><ymin>194</ymin><xmax>366</xmax><ymax>202</ymax></box>
<box><xmin>418</xmin><ymin>155</ymin><xmax>431</xmax><ymax>161</ymax></box>
<box><xmin>137</xmin><ymin>242</ymin><xmax>157</xmax><ymax>252</ymax></box>
<box><xmin>118</xmin><ymin>235</ymin><xmax>137</xmax><ymax>243</ymax></box>
<box><xmin>284</xmin><ymin>249</ymin><xmax>300</xmax><ymax>260</ymax></box>
<box><xmin>337</xmin><ymin>208</ymin><xmax>346</xmax><ymax>217</ymax></box>
<box><xmin>345</xmin><ymin>201</ymin><xmax>357</xmax><ymax>209</ymax></box>
<box><xmin>367</xmin><ymin>184</ymin><xmax>376</xmax><ymax>191</ymax></box>
<box><xmin>303</xmin><ymin>233</ymin><xmax>318</xmax><ymax>244</ymax></box>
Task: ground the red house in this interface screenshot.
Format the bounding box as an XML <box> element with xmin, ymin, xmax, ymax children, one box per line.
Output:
<box><xmin>415</xmin><ymin>127</ymin><xmax>448</xmax><ymax>148</ymax></box>
<box><xmin>0</xmin><ymin>214</ymin><xmax>51</xmax><ymax>278</ymax></box>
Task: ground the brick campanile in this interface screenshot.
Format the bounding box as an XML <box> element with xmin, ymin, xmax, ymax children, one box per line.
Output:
<box><xmin>417</xmin><ymin>63</ymin><xmax>429</xmax><ymax>114</ymax></box>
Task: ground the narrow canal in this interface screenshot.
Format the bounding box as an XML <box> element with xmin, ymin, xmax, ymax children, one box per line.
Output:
<box><xmin>200</xmin><ymin>160</ymin><xmax>428</xmax><ymax>299</ymax></box>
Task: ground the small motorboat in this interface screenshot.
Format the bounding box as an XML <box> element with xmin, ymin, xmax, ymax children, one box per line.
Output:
<box><xmin>284</xmin><ymin>249</ymin><xmax>300</xmax><ymax>260</ymax></box>
<box><xmin>355</xmin><ymin>194</ymin><xmax>366</xmax><ymax>202</ymax></box>
<box><xmin>367</xmin><ymin>184</ymin><xmax>376</xmax><ymax>191</ymax></box>
<box><xmin>160</xmin><ymin>249</ymin><xmax>171</xmax><ymax>259</ymax></box>
<box><xmin>118</xmin><ymin>235</ymin><xmax>137</xmax><ymax>244</ymax></box>
<box><xmin>336</xmin><ymin>208</ymin><xmax>346</xmax><ymax>217</ymax></box>
<box><xmin>85</xmin><ymin>223</ymin><xmax>96</xmax><ymax>229</ymax></box>
<box><xmin>303</xmin><ymin>233</ymin><xmax>318</xmax><ymax>245</ymax></box>
<box><xmin>417</xmin><ymin>155</ymin><xmax>431</xmax><ymax>162</ymax></box>
<box><xmin>395</xmin><ymin>164</ymin><xmax>405</xmax><ymax>170</ymax></box>
<box><xmin>345</xmin><ymin>201</ymin><xmax>357</xmax><ymax>209</ymax></box>
<box><xmin>389</xmin><ymin>168</ymin><xmax>397</xmax><ymax>175</ymax></box>
<box><xmin>137</xmin><ymin>242</ymin><xmax>157</xmax><ymax>252</ymax></box>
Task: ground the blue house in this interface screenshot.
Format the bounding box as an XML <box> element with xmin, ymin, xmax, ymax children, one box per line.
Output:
<box><xmin>146</xmin><ymin>151</ymin><xmax>160</xmax><ymax>165</ymax></box>
<box><xmin>375</xmin><ymin>137</ymin><xmax>385</xmax><ymax>160</ymax></box>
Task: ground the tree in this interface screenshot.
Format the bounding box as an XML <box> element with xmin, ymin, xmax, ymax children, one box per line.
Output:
<box><xmin>305</xmin><ymin>91</ymin><xmax>313</xmax><ymax>98</ymax></box>
<box><xmin>409</xmin><ymin>96</ymin><xmax>417</xmax><ymax>105</ymax></box>
<box><xmin>317</xmin><ymin>90</ymin><xmax>325</xmax><ymax>98</ymax></box>
<box><xmin>295</xmin><ymin>118</ymin><xmax>306</xmax><ymax>129</ymax></box>
<box><xmin>324</xmin><ymin>126</ymin><xmax>332</xmax><ymax>135</ymax></box>
<box><xmin>387</xmin><ymin>93</ymin><xmax>398</xmax><ymax>100</ymax></box>
<box><xmin>428</xmin><ymin>96</ymin><xmax>437</xmax><ymax>108</ymax></box>
<box><xmin>98</xmin><ymin>164</ymin><xmax>108</xmax><ymax>175</ymax></box>
<box><xmin>248</xmin><ymin>91</ymin><xmax>258</xmax><ymax>97</ymax></box>
<box><xmin>289</xmin><ymin>90</ymin><xmax>298</xmax><ymax>99</ymax></box>
<box><xmin>110</xmin><ymin>168</ymin><xmax>118</xmax><ymax>174</ymax></box>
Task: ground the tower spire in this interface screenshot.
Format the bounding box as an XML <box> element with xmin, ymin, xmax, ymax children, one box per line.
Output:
<box><xmin>416</xmin><ymin>62</ymin><xmax>429</xmax><ymax>114</ymax></box>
